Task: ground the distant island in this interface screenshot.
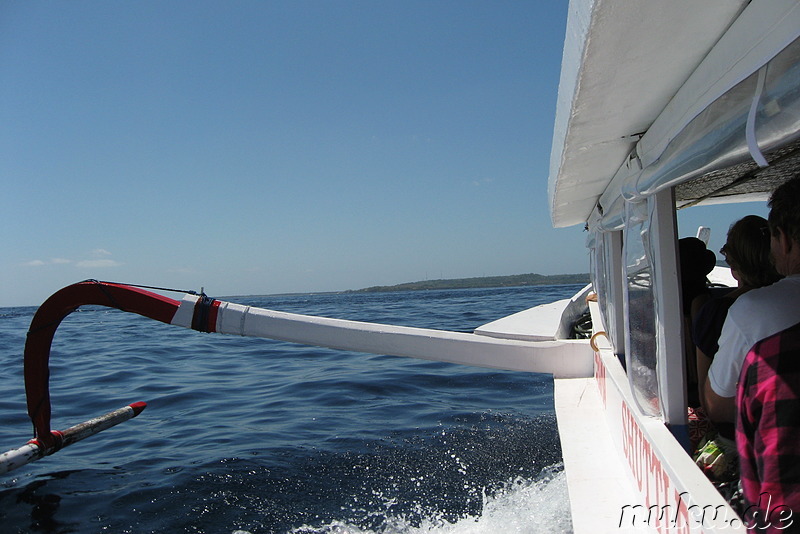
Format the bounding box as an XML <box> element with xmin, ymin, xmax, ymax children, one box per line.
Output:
<box><xmin>350</xmin><ymin>273</ymin><xmax>589</xmax><ymax>293</ymax></box>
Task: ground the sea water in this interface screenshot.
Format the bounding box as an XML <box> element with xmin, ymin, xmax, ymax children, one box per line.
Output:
<box><xmin>0</xmin><ymin>285</ymin><xmax>580</xmax><ymax>533</ymax></box>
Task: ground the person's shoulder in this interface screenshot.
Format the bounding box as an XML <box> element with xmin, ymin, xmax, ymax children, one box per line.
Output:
<box><xmin>757</xmin><ymin>319</ymin><xmax>800</xmax><ymax>355</ymax></box>
<box><xmin>733</xmin><ymin>276</ymin><xmax>800</xmax><ymax>310</ymax></box>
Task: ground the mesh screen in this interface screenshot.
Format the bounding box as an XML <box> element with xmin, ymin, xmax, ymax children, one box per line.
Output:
<box><xmin>675</xmin><ymin>138</ymin><xmax>800</xmax><ymax>206</ymax></box>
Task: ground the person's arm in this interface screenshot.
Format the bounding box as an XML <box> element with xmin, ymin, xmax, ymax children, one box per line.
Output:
<box><xmin>703</xmin><ymin>374</ymin><xmax>736</xmax><ymax>423</ymax></box>
<box><xmin>703</xmin><ymin>302</ymin><xmax>748</xmax><ymax>423</ymax></box>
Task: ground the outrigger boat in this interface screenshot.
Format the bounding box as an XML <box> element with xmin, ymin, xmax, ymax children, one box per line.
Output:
<box><xmin>3</xmin><ymin>0</ymin><xmax>800</xmax><ymax>532</ymax></box>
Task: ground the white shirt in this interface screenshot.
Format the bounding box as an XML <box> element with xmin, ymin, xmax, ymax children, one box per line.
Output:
<box><xmin>708</xmin><ymin>274</ymin><xmax>800</xmax><ymax>397</ymax></box>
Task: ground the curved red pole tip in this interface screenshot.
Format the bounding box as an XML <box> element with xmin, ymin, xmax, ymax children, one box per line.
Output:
<box><xmin>26</xmin><ymin>282</ymin><xmax>178</xmax><ymax>441</ymax></box>
<box><xmin>129</xmin><ymin>402</ymin><xmax>147</xmax><ymax>416</ymax></box>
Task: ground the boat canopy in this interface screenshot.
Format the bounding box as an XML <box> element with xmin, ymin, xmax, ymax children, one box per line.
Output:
<box><xmin>549</xmin><ymin>0</ymin><xmax>800</xmax><ymax>229</ymax></box>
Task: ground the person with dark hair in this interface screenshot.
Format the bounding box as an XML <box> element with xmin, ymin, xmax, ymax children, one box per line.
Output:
<box><xmin>704</xmin><ymin>177</ymin><xmax>800</xmax><ymax>426</ymax></box>
<box><xmin>679</xmin><ymin>236</ymin><xmax>717</xmax><ymax>316</ymax></box>
<box><xmin>721</xmin><ymin>215</ymin><xmax>784</xmax><ymax>288</ymax></box>
<box><xmin>694</xmin><ymin>215</ymin><xmax>781</xmax><ymax>423</ymax></box>
<box><xmin>678</xmin><ymin>237</ymin><xmax>717</xmax><ymax>410</ymax></box>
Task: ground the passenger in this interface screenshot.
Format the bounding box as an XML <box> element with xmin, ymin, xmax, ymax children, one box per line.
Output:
<box><xmin>704</xmin><ymin>177</ymin><xmax>800</xmax><ymax>428</ymax></box>
<box><xmin>678</xmin><ymin>236</ymin><xmax>716</xmax><ymax>408</ymax></box>
<box><xmin>737</xmin><ymin>321</ymin><xmax>800</xmax><ymax>530</ymax></box>
<box><xmin>694</xmin><ymin>215</ymin><xmax>781</xmax><ymax>429</ymax></box>
<box><xmin>679</xmin><ymin>237</ymin><xmax>717</xmax><ymax>317</ymax></box>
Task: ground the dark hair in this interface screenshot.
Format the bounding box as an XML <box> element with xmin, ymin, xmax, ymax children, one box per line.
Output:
<box><xmin>768</xmin><ymin>177</ymin><xmax>800</xmax><ymax>244</ymax></box>
<box><xmin>722</xmin><ymin>215</ymin><xmax>781</xmax><ymax>287</ymax></box>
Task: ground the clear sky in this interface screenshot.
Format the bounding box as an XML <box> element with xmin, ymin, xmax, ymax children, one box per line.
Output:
<box><xmin>0</xmin><ymin>2</ymin><xmax>768</xmax><ymax>308</ymax></box>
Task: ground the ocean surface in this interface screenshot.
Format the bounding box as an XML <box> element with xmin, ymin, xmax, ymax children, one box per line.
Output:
<box><xmin>0</xmin><ymin>285</ymin><xmax>582</xmax><ymax>533</ymax></box>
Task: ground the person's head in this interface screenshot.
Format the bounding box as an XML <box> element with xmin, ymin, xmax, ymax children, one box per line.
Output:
<box><xmin>678</xmin><ymin>237</ymin><xmax>716</xmax><ymax>314</ymax></box>
<box><xmin>768</xmin><ymin>177</ymin><xmax>800</xmax><ymax>276</ymax></box>
<box><xmin>679</xmin><ymin>237</ymin><xmax>717</xmax><ymax>284</ymax></box>
<box><xmin>721</xmin><ymin>215</ymin><xmax>781</xmax><ymax>288</ymax></box>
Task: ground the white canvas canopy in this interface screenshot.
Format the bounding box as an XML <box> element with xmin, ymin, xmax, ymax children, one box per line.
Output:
<box><xmin>549</xmin><ymin>0</ymin><xmax>800</xmax><ymax>229</ymax></box>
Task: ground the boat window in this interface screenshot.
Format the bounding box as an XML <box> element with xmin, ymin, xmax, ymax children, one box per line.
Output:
<box><xmin>588</xmin><ymin>232</ymin><xmax>605</xmax><ymax>316</ymax></box>
<box><xmin>623</xmin><ymin>199</ymin><xmax>662</xmax><ymax>418</ymax></box>
<box><xmin>589</xmin><ymin>230</ymin><xmax>623</xmax><ymax>358</ymax></box>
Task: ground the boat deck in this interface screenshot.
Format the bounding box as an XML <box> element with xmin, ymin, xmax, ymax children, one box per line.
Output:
<box><xmin>474</xmin><ymin>299</ymin><xmax>570</xmax><ymax>341</ymax></box>
<box><xmin>475</xmin><ymin>284</ymin><xmax>591</xmax><ymax>342</ymax></box>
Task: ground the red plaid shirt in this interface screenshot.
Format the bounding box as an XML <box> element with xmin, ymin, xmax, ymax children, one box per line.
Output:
<box><xmin>737</xmin><ymin>321</ymin><xmax>800</xmax><ymax>532</ymax></box>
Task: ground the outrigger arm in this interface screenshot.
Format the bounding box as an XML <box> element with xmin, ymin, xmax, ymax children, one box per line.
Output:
<box><xmin>1</xmin><ymin>280</ymin><xmax>592</xmax><ymax>474</ymax></box>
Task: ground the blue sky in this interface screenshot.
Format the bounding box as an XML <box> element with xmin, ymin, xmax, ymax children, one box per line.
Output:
<box><xmin>0</xmin><ymin>2</ymin><xmax>768</xmax><ymax>307</ymax></box>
